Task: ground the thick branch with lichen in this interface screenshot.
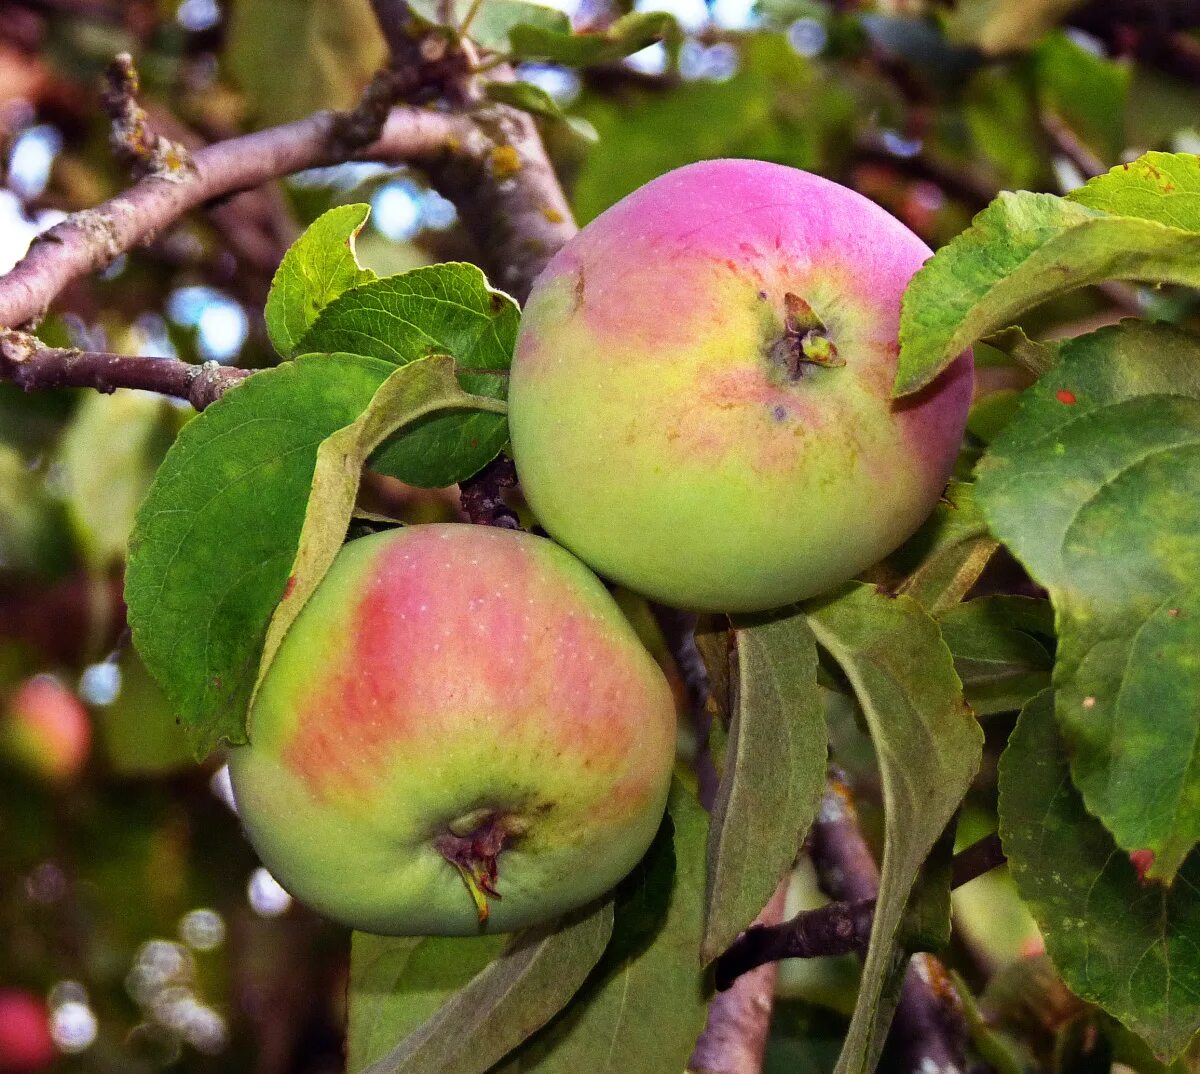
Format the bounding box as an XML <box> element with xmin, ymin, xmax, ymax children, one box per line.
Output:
<box><xmin>0</xmin><ymin>106</ymin><xmax>471</xmax><ymax>331</ymax></box>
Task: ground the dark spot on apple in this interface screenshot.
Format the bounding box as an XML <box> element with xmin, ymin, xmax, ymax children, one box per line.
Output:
<box><xmin>757</xmin><ymin>290</ymin><xmax>768</xmax><ymax>300</ymax></box>
<box><xmin>772</xmin><ymin>405</ymin><xmax>788</xmax><ymax>421</ymax></box>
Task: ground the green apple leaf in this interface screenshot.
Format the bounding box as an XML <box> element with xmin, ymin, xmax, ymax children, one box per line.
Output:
<box><xmin>507</xmin><ymin>12</ymin><xmax>678</xmax><ymax>66</ymax></box>
<box><xmin>127</xmin><ymin>353</ymin><xmax>502</xmax><ymax>759</ymax></box>
<box><xmin>249</xmin><ymin>355</ymin><xmax>506</xmax><ymax>722</ymax></box>
<box><xmin>227</xmin><ymin>0</ymin><xmax>385</xmax><ymax>125</ymax></box>
<box><xmin>999</xmin><ymin>692</ymin><xmax>1200</xmax><ymax>1061</ymax></box>
<box><xmin>944</xmin><ymin>0</ymin><xmax>1086</xmax><ymax>54</ymax></box>
<box><xmin>1035</xmin><ymin>30</ymin><xmax>1129</xmax><ymax>164</ymax></box>
<box><xmin>348</xmin><ymin>933</ymin><xmax>507</xmax><ymax>1072</ymax></box>
<box><xmin>406</xmin><ymin>0</ymin><xmax>569</xmax><ymax>54</ymax></box>
<box><xmin>265</xmin><ymin>204</ymin><xmax>376</xmax><ymax>358</ymax></box>
<box><xmin>976</xmin><ymin>320</ymin><xmax>1200</xmax><ymax>882</ymax></box>
<box><xmin>55</xmin><ymin>389</ymin><xmax>175</xmax><ymax>571</ymax></box>
<box><xmin>297</xmin><ymin>264</ymin><xmax>518</xmax><ymax>487</ymax></box>
<box><xmin>805</xmin><ymin>583</ymin><xmax>982</xmax><ymax>1074</ymax></box>
<box><xmin>938</xmin><ymin>596</ymin><xmax>1054</xmax><ymax>717</ymax></box>
<box><xmin>701</xmin><ymin>609</ymin><xmax>826</xmax><ymax>963</ymax></box>
<box><xmin>482</xmin><ymin>83</ymin><xmax>598</xmax><ymax>142</ymax></box>
<box><xmin>895</xmin><ymin>181</ymin><xmax>1200</xmax><ymax>395</ymax></box>
<box><xmin>890</xmin><ymin>481</ymin><xmax>999</xmax><ymax>616</ymax></box>
<box><xmin>127</xmin><ymin>355</ymin><xmax>390</xmax><ymax>757</ymax></box>
<box><xmin>351</xmin><ymin>903</ymin><xmax>614</xmax><ymax>1074</ymax></box>
<box><xmin>496</xmin><ymin>782</ymin><xmax>710</xmax><ymax>1073</ymax></box>
<box><xmin>1069</xmin><ymin>152</ymin><xmax>1200</xmax><ymax>229</ymax></box>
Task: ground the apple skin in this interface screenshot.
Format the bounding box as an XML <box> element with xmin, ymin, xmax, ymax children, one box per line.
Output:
<box><xmin>2</xmin><ymin>676</ymin><xmax>91</xmax><ymax>785</ymax></box>
<box><xmin>508</xmin><ymin>159</ymin><xmax>974</xmax><ymax>613</ymax></box>
<box><xmin>228</xmin><ymin>524</ymin><xmax>676</xmax><ymax>936</ymax></box>
<box><xmin>0</xmin><ymin>990</ymin><xmax>55</xmax><ymax>1073</ymax></box>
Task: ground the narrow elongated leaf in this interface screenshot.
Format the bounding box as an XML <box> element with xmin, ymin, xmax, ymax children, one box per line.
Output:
<box><xmin>976</xmin><ymin>321</ymin><xmax>1200</xmax><ymax>881</ymax></box>
<box><xmin>356</xmin><ymin>903</ymin><xmax>614</xmax><ymax>1074</ymax></box>
<box><xmin>497</xmin><ymin>782</ymin><xmax>710</xmax><ymax>1073</ymax></box>
<box><xmin>250</xmin><ymin>355</ymin><xmax>506</xmax><ymax>719</ymax></box>
<box><xmin>407</xmin><ymin>0</ymin><xmax>569</xmax><ymax>54</ymax></box>
<box><xmin>483</xmin><ymin>82</ymin><xmax>598</xmax><ymax>142</ymax></box>
<box><xmin>348</xmin><ymin>934</ymin><xmax>506</xmax><ymax>1072</ymax></box>
<box><xmin>896</xmin><ymin>188</ymin><xmax>1200</xmax><ymax>395</ymax></box>
<box><xmin>265</xmin><ymin>204</ymin><xmax>376</xmax><ymax>357</ymax></box>
<box><xmin>891</xmin><ymin>481</ymin><xmax>998</xmax><ymax>616</ymax></box>
<box><xmin>298</xmin><ymin>264</ymin><xmax>519</xmax><ymax>487</ymax></box>
<box><xmin>806</xmin><ymin>584</ymin><xmax>982</xmax><ymax>1074</ymax></box>
<box><xmin>938</xmin><ymin>596</ymin><xmax>1054</xmax><ymax>717</ymax></box>
<box><xmin>999</xmin><ymin>692</ymin><xmax>1200</xmax><ymax>1061</ymax></box>
<box><xmin>702</xmin><ymin>609</ymin><xmax>826</xmax><ymax>963</ymax></box>
<box><xmin>126</xmin><ymin>354</ymin><xmax>394</xmax><ymax>756</ymax></box>
<box><xmin>508</xmin><ymin>11</ymin><xmax>677</xmax><ymax>66</ymax></box>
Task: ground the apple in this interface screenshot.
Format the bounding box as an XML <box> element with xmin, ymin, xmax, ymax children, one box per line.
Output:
<box><xmin>508</xmin><ymin>159</ymin><xmax>973</xmax><ymax>613</ymax></box>
<box><xmin>0</xmin><ymin>990</ymin><xmax>55</xmax><ymax>1073</ymax></box>
<box><xmin>228</xmin><ymin>524</ymin><xmax>677</xmax><ymax>936</ymax></box>
<box><xmin>2</xmin><ymin>675</ymin><xmax>91</xmax><ymax>785</ymax></box>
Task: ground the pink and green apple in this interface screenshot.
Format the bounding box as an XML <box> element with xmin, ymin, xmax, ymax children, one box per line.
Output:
<box><xmin>2</xmin><ymin>675</ymin><xmax>91</xmax><ymax>786</ymax></box>
<box><xmin>508</xmin><ymin>159</ymin><xmax>974</xmax><ymax>613</ymax></box>
<box><xmin>228</xmin><ymin>524</ymin><xmax>677</xmax><ymax>936</ymax></box>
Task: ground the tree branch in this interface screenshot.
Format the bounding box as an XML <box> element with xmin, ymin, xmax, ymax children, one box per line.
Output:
<box><xmin>715</xmin><ymin>832</ymin><xmax>1005</xmax><ymax>987</ymax></box>
<box><xmin>0</xmin><ymin>106</ymin><xmax>471</xmax><ymax>330</ymax></box>
<box><xmin>459</xmin><ymin>454</ymin><xmax>521</xmax><ymax>528</ymax></box>
<box><xmin>0</xmin><ymin>330</ymin><xmax>250</xmax><ymax>409</ymax></box>
<box><xmin>715</xmin><ymin>780</ymin><xmax>990</xmax><ymax>1074</ymax></box>
<box><xmin>690</xmin><ymin>882</ymin><xmax>790</xmax><ymax>1074</ymax></box>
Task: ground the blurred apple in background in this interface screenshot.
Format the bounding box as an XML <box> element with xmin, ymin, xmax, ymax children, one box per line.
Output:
<box><xmin>2</xmin><ymin>675</ymin><xmax>91</xmax><ymax>786</ymax></box>
<box><xmin>0</xmin><ymin>990</ymin><xmax>55</xmax><ymax>1073</ymax></box>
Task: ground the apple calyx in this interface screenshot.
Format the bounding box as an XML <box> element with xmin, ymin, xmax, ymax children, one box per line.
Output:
<box><xmin>434</xmin><ymin>809</ymin><xmax>529</xmax><ymax>925</ymax></box>
<box><xmin>770</xmin><ymin>291</ymin><xmax>844</xmax><ymax>380</ymax></box>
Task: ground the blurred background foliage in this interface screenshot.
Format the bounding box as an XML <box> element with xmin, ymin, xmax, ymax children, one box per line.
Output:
<box><xmin>1</xmin><ymin>0</ymin><xmax>1199</xmax><ymax>1071</ymax></box>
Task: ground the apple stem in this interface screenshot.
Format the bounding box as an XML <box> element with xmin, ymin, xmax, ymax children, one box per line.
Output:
<box><xmin>450</xmin><ymin>862</ymin><xmax>496</xmax><ymax>924</ymax></box>
<box><xmin>434</xmin><ymin>810</ymin><xmax>514</xmax><ymax>926</ymax></box>
<box><xmin>773</xmin><ymin>291</ymin><xmax>845</xmax><ymax>379</ymax></box>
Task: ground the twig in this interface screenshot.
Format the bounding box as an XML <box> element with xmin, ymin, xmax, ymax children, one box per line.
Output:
<box><xmin>690</xmin><ymin>882</ymin><xmax>790</xmax><ymax>1074</ymax></box>
<box><xmin>1071</xmin><ymin>0</ymin><xmax>1200</xmax><ymax>84</ymax></box>
<box><xmin>458</xmin><ymin>455</ymin><xmax>521</xmax><ymax>528</ymax></box>
<box><xmin>0</xmin><ymin>330</ymin><xmax>250</xmax><ymax>409</ymax></box>
<box><xmin>1041</xmin><ymin>109</ymin><xmax>1104</xmax><ymax>181</ymax></box>
<box><xmin>100</xmin><ymin>52</ymin><xmax>195</xmax><ymax>180</ymax></box>
<box><xmin>715</xmin><ymin>830</ymin><xmax>1008</xmax><ymax>988</ymax></box>
<box><xmin>815</xmin><ymin>779</ymin><xmax>969</xmax><ymax>1074</ymax></box>
<box><xmin>715</xmin><ymin>781</ymin><xmax>998</xmax><ymax>1072</ymax></box>
<box><xmin>0</xmin><ymin>106</ymin><xmax>471</xmax><ymax>329</ymax></box>
<box><xmin>950</xmin><ymin>832</ymin><xmax>1004</xmax><ymax>889</ymax></box>
<box><xmin>370</xmin><ymin>0</ymin><xmax>428</xmax><ymax>63</ymax></box>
